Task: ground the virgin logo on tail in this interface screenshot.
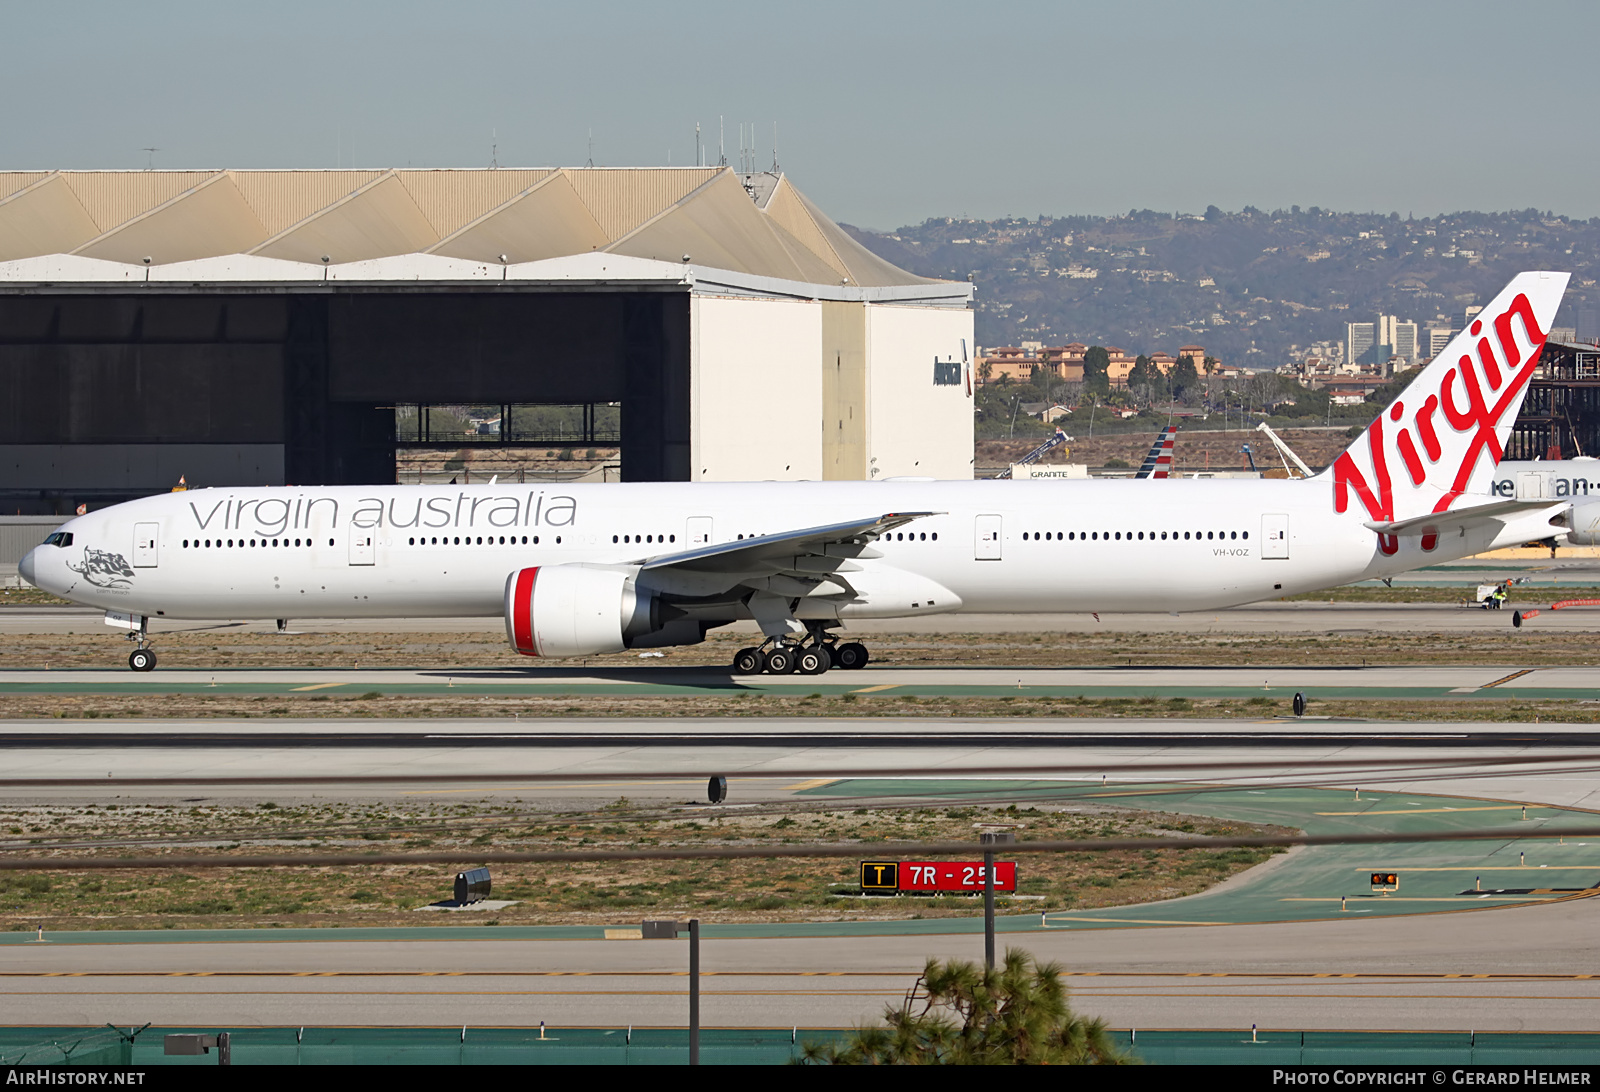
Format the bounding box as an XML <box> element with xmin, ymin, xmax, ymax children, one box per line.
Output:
<box><xmin>1328</xmin><ymin>272</ymin><xmax>1568</xmax><ymax>554</ymax></box>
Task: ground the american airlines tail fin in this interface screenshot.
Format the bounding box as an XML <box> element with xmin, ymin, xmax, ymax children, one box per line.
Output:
<box><xmin>1319</xmin><ymin>271</ymin><xmax>1569</xmax><ymax>547</ymax></box>
<box><xmin>1135</xmin><ymin>425</ymin><xmax>1179</xmax><ymax>479</ymax></box>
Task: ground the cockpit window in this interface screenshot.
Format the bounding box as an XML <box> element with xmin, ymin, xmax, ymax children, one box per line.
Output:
<box><xmin>43</xmin><ymin>532</ymin><xmax>73</xmax><ymax>547</ymax></box>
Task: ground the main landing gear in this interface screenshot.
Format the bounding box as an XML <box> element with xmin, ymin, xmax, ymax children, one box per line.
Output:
<box><xmin>730</xmin><ymin>631</ymin><xmax>869</xmax><ymax>676</ymax></box>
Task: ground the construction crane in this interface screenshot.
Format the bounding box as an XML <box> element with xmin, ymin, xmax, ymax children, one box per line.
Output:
<box><xmin>1254</xmin><ymin>422</ymin><xmax>1314</xmax><ymax>478</ymax></box>
<box><xmin>992</xmin><ymin>428</ymin><xmax>1069</xmax><ymax>479</ymax></box>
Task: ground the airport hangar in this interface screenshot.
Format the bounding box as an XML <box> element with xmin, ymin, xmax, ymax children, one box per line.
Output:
<box><xmin>0</xmin><ymin>168</ymin><xmax>974</xmax><ymax>514</ymax></box>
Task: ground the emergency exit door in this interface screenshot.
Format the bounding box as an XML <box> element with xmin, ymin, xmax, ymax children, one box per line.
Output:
<box><xmin>687</xmin><ymin>517</ymin><xmax>713</xmax><ymax>547</ymax></box>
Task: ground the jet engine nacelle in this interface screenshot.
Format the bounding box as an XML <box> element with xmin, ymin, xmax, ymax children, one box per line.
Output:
<box><xmin>1565</xmin><ymin>498</ymin><xmax>1600</xmax><ymax>545</ymax></box>
<box><xmin>503</xmin><ymin>565</ymin><xmax>659</xmax><ymax>657</ymax></box>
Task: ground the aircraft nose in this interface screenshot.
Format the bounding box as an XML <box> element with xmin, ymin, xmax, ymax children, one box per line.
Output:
<box><xmin>17</xmin><ymin>547</ymin><xmax>38</xmax><ymax>588</ymax></box>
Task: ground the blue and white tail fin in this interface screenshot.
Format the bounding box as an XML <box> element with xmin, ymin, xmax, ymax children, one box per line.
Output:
<box><xmin>1135</xmin><ymin>425</ymin><xmax>1178</xmax><ymax>479</ymax></box>
<box><xmin>1319</xmin><ymin>271</ymin><xmax>1568</xmax><ymax>549</ymax></box>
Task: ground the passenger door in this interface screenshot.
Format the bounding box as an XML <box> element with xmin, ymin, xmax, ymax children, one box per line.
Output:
<box><xmin>975</xmin><ymin>514</ymin><xmax>1003</xmax><ymax>561</ymax></box>
<box><xmin>1261</xmin><ymin>513</ymin><xmax>1289</xmax><ymax>559</ymax></box>
<box><xmin>348</xmin><ymin>530</ymin><xmax>375</xmax><ymax>566</ymax></box>
<box><xmin>133</xmin><ymin>523</ymin><xmax>159</xmax><ymax>568</ymax></box>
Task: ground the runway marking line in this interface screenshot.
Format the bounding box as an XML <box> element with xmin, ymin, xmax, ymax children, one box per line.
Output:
<box><xmin>1068</xmin><ymin>992</ymin><xmax>1597</xmax><ymax>1002</ymax></box>
<box><xmin>402</xmin><ymin>779</ymin><xmax>703</xmax><ymax>795</ymax></box>
<box><xmin>9</xmin><ymin>988</ymin><xmax>1598</xmax><ymax>1003</ymax></box>
<box><xmin>1315</xmin><ymin>804</ymin><xmax>1535</xmax><ymax>815</ymax></box>
<box><xmin>785</xmin><ymin>778</ymin><xmax>837</xmax><ymax>791</ymax></box>
<box><xmin>289</xmin><ymin>683</ymin><xmax>346</xmax><ymax>692</ymax></box>
<box><xmin>1280</xmin><ymin>896</ymin><xmax>1559</xmax><ymax>903</ymax></box>
<box><xmin>851</xmin><ymin>685</ymin><xmax>900</xmax><ymax>694</ymax></box>
<box><xmin>0</xmin><ymin>990</ymin><xmax>904</xmax><ymax>998</ymax></box>
<box><xmin>1042</xmin><ymin>916</ymin><xmax>1223</xmax><ymax>926</ymax></box>
<box><xmin>1481</xmin><ymin>669</ymin><xmax>1536</xmax><ymax>689</ymax></box>
<box><xmin>1347</xmin><ymin>866</ymin><xmax>1597</xmax><ymax>872</ymax></box>
<box><xmin>5</xmin><ymin>970</ymin><xmax>1599</xmax><ymax>980</ymax></box>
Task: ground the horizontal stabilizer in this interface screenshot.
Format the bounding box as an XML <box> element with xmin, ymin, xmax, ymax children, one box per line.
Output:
<box><xmin>1365</xmin><ymin>499</ymin><xmax>1567</xmax><ymax>538</ymax></box>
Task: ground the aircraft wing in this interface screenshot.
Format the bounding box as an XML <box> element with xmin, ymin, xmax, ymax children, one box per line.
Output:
<box><xmin>1364</xmin><ymin>499</ymin><xmax>1567</xmax><ymax>538</ymax></box>
<box><xmin>640</xmin><ymin>512</ymin><xmax>936</xmax><ymax>575</ymax></box>
<box><xmin>631</xmin><ymin>511</ymin><xmax>943</xmax><ymax>608</ymax></box>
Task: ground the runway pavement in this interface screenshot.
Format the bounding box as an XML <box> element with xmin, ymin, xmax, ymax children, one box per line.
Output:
<box><xmin>3</xmin><ymin>600</ymin><xmax>1597</xmax><ymax>636</ymax></box>
<box><xmin>4</xmin><ymin>714</ymin><xmax>1600</xmax><ymax>1030</ymax></box>
<box><xmin>4</xmin><ymin>662</ymin><xmax>1600</xmax><ymax>702</ymax></box>
<box><xmin>4</xmin><ymin>713</ymin><xmax>1600</xmax><ymax>806</ymax></box>
<box><xmin>5</xmin><ymin>898</ymin><xmax>1600</xmax><ymax>1031</ymax></box>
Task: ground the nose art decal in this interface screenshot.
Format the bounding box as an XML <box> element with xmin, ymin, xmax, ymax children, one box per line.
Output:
<box><xmin>66</xmin><ymin>549</ymin><xmax>136</xmax><ymax>589</ymax></box>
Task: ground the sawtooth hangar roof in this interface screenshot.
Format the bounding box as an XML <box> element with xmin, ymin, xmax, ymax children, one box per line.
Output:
<box><xmin>0</xmin><ymin>167</ymin><xmax>928</xmax><ymax>289</ymax></box>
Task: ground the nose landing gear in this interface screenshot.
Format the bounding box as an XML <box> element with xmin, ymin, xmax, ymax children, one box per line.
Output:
<box><xmin>118</xmin><ymin>614</ymin><xmax>157</xmax><ymax>671</ymax></box>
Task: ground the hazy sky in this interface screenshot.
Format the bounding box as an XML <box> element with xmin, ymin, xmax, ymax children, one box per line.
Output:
<box><xmin>6</xmin><ymin>1</ymin><xmax>1597</xmax><ymax>228</ymax></box>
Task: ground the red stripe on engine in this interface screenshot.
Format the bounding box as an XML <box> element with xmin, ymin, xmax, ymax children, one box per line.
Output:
<box><xmin>512</xmin><ymin>567</ymin><xmax>538</xmax><ymax>655</ymax></box>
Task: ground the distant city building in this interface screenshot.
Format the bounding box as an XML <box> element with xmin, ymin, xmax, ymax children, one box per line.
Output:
<box><xmin>1347</xmin><ymin>315</ymin><xmax>1418</xmax><ymax>374</ymax></box>
<box><xmin>1378</xmin><ymin>315</ymin><xmax>1419</xmax><ymax>365</ymax></box>
<box><xmin>1426</xmin><ymin>324</ymin><xmax>1457</xmax><ymax>359</ymax></box>
<box><xmin>975</xmin><ymin>341</ymin><xmax>1207</xmax><ymax>388</ymax></box>
<box><xmin>1576</xmin><ymin>307</ymin><xmax>1600</xmax><ymax>344</ymax></box>
<box><xmin>1345</xmin><ymin>322</ymin><xmax>1377</xmax><ymax>368</ymax></box>
<box><xmin>1105</xmin><ymin>347</ymin><xmax>1134</xmax><ymax>386</ymax></box>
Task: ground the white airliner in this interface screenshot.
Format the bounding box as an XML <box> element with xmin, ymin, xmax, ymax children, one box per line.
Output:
<box><xmin>20</xmin><ymin>272</ymin><xmax>1573</xmax><ymax>675</ymax></box>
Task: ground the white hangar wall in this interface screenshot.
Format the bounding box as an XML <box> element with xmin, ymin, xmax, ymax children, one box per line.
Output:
<box><xmin>865</xmin><ymin>304</ymin><xmax>975</xmax><ymax>481</ymax></box>
<box><xmin>690</xmin><ymin>294</ymin><xmax>825</xmax><ymax>481</ymax></box>
<box><xmin>689</xmin><ymin>293</ymin><xmax>974</xmax><ymax>482</ymax></box>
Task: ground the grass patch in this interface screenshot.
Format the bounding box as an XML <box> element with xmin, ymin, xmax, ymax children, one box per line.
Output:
<box><xmin>0</xmin><ymin>798</ymin><xmax>1285</xmax><ymax>931</ymax></box>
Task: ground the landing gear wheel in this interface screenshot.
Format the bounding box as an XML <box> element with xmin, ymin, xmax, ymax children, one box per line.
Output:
<box><xmin>834</xmin><ymin>642</ymin><xmax>869</xmax><ymax>670</ymax></box>
<box><xmin>797</xmin><ymin>647</ymin><xmax>829</xmax><ymax>675</ymax></box>
<box><xmin>732</xmin><ymin>647</ymin><xmax>763</xmax><ymax>675</ymax></box>
<box><xmin>763</xmin><ymin>646</ymin><xmax>798</xmax><ymax>675</ymax></box>
<box><xmin>128</xmin><ymin>648</ymin><xmax>156</xmax><ymax>672</ymax></box>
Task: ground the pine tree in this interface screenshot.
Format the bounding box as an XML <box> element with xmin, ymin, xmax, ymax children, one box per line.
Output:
<box><xmin>799</xmin><ymin>950</ymin><xmax>1133</xmax><ymax>1065</ymax></box>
